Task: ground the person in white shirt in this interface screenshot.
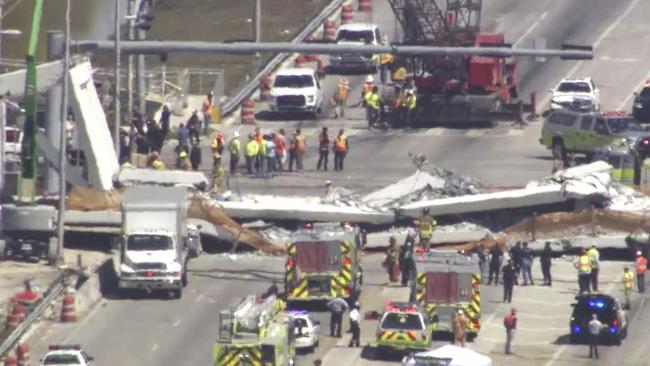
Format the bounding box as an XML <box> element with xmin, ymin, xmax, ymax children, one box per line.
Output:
<box><xmin>348</xmin><ymin>301</ymin><xmax>361</xmax><ymax>347</ymax></box>
<box><xmin>588</xmin><ymin>314</ymin><xmax>603</xmax><ymax>359</ymax></box>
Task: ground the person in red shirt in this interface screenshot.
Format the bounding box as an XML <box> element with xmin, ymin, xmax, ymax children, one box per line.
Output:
<box><xmin>504</xmin><ymin>307</ymin><xmax>517</xmax><ymax>355</ymax></box>
<box><xmin>636</xmin><ymin>251</ymin><xmax>647</xmax><ymax>293</ymax></box>
<box><xmin>316</xmin><ymin>127</ymin><xmax>330</xmax><ymax>171</ymax></box>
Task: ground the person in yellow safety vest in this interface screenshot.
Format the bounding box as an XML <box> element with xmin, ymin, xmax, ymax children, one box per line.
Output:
<box><xmin>623</xmin><ymin>266</ymin><xmax>634</xmax><ymax>309</ymax></box>
<box><xmin>379</xmin><ymin>53</ymin><xmax>394</xmax><ymax>84</ymax></box>
<box><xmin>392</xmin><ymin>65</ymin><xmax>407</xmax><ymax>85</ymax></box>
<box><xmin>178</xmin><ymin>150</ymin><xmax>192</xmax><ymax>171</ymax></box>
<box><xmin>587</xmin><ymin>244</ymin><xmax>600</xmax><ymax>292</ymax></box>
<box><xmin>416</xmin><ymin>207</ymin><xmax>436</xmax><ymax>251</ymax></box>
<box><xmin>210</xmin><ymin>132</ymin><xmax>225</xmax><ymax>160</ymax></box>
<box><xmin>361</xmin><ymin>75</ymin><xmax>374</xmax><ymax>107</ymax></box>
<box><xmin>333</xmin><ymin>129</ymin><xmax>348</xmax><ymax>172</ymax></box>
<box><xmin>405</xmin><ymin>90</ymin><xmax>417</xmax><ymax>125</ymax></box>
<box><xmin>574</xmin><ymin>248</ymin><xmax>592</xmax><ymax>294</ymax></box>
<box><xmin>332</xmin><ymin>78</ymin><xmax>350</xmax><ymax>119</ymax></box>
<box><xmin>148</xmin><ymin>151</ymin><xmax>165</xmax><ymax>170</ymax></box>
<box><xmin>365</xmin><ymin>86</ymin><xmax>381</xmax><ymax>130</ymax></box>
<box><xmin>245</xmin><ymin>134</ymin><xmax>259</xmax><ymax>176</ymax></box>
<box><xmin>228</xmin><ymin>131</ymin><xmax>241</xmax><ymax>176</ymax></box>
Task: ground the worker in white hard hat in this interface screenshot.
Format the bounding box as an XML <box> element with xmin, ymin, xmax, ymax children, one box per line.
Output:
<box><xmin>361</xmin><ymin>75</ymin><xmax>375</xmax><ymax>107</ymax></box>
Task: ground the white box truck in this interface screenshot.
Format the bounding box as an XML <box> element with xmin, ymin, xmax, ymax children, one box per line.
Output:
<box><xmin>116</xmin><ymin>187</ymin><xmax>192</xmax><ymax>298</ymax></box>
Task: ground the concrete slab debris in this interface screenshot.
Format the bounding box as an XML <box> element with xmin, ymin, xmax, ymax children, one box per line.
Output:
<box><xmin>115</xmin><ymin>166</ymin><xmax>208</xmax><ymax>190</ymax></box>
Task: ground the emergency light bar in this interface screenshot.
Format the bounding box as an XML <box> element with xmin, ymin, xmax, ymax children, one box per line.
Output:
<box><xmin>48</xmin><ymin>344</ymin><xmax>82</xmax><ymax>351</ymax></box>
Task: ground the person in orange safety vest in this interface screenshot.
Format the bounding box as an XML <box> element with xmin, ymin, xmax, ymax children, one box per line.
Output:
<box><xmin>333</xmin><ymin>129</ymin><xmax>348</xmax><ymax>172</ymax></box>
<box><xmin>636</xmin><ymin>251</ymin><xmax>647</xmax><ymax>293</ymax></box>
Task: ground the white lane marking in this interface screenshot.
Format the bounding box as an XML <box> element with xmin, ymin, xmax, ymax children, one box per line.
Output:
<box><xmin>506</xmin><ymin>128</ymin><xmax>526</xmax><ymax>136</ymax></box>
<box><xmin>543</xmin><ymin>269</ymin><xmax>624</xmax><ymax>366</ymax></box>
<box><xmin>195</xmin><ymin>294</ymin><xmax>205</xmax><ymax>303</ymax></box>
<box><xmin>616</xmin><ymin>71</ymin><xmax>650</xmax><ymax>111</ymax></box>
<box><xmin>172</xmin><ymin>319</ymin><xmax>182</xmax><ymax>327</ymax></box>
<box><xmin>514</xmin><ymin>12</ymin><xmax>549</xmax><ymax>47</ymax></box>
<box><xmin>540</xmin><ymin>0</ymin><xmax>641</xmax><ymax>109</ymax></box>
<box><xmin>599</xmin><ymin>56</ymin><xmax>640</xmax><ymax>63</ymax></box>
<box><xmin>631</xmin><ymin>296</ymin><xmax>646</xmax><ymax>324</ymax></box>
<box><xmin>151</xmin><ymin>344</ymin><xmax>159</xmax><ymax>352</ymax></box>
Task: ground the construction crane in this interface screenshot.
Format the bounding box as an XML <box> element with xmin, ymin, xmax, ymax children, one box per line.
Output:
<box><xmin>388</xmin><ymin>0</ymin><xmax>522</xmax><ymax>126</ymax></box>
<box><xmin>18</xmin><ymin>0</ymin><xmax>44</xmax><ymax>203</ymax></box>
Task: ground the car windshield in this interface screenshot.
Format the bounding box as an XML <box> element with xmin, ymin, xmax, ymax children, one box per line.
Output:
<box><xmin>273</xmin><ymin>75</ymin><xmax>313</xmax><ymax>88</ymax></box>
<box><xmin>640</xmin><ymin>87</ymin><xmax>650</xmax><ymax>97</ymax></box>
<box><xmin>380</xmin><ymin>313</ymin><xmax>424</xmax><ymax>330</ymax></box>
<box><xmin>557</xmin><ymin>82</ymin><xmax>591</xmax><ymax>93</ymax></box>
<box><xmin>607</xmin><ymin>117</ymin><xmax>641</xmax><ymax>133</ymax></box>
<box><xmin>43</xmin><ymin>355</ymin><xmax>81</xmax><ymax>365</ymax></box>
<box><xmin>127</xmin><ymin>234</ymin><xmax>173</xmax><ymax>251</ymax></box>
<box><xmin>336</xmin><ymin>29</ymin><xmax>374</xmax><ymax>43</ymax></box>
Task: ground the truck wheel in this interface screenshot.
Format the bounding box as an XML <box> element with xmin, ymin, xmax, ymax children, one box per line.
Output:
<box><xmin>552</xmin><ymin>139</ymin><xmax>566</xmax><ymax>161</ymax></box>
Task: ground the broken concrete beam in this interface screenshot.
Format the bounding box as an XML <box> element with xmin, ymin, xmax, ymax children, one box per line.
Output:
<box><xmin>400</xmin><ymin>183</ymin><xmax>605</xmax><ymax>218</ymax></box>
<box><xmin>361</xmin><ymin>171</ymin><xmax>445</xmax><ymax>209</ymax></box>
<box><xmin>218</xmin><ymin>195</ymin><xmax>394</xmax><ymax>225</ymax></box>
<box><xmin>115</xmin><ymin>166</ymin><xmax>208</xmax><ymax>190</ymax></box>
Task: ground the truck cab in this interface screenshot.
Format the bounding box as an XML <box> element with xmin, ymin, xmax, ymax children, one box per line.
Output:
<box><xmin>329</xmin><ymin>23</ymin><xmax>385</xmax><ymax>73</ymax></box>
<box><xmin>412</xmin><ymin>251</ymin><xmax>481</xmax><ymax>340</ymax></box>
<box><xmin>116</xmin><ymin>187</ymin><xmax>192</xmax><ymax>299</ymax></box>
<box><xmin>285</xmin><ymin>223</ymin><xmax>363</xmax><ymax>302</ymax></box>
<box><xmin>269</xmin><ymin>68</ymin><xmax>323</xmax><ymax>119</ymax></box>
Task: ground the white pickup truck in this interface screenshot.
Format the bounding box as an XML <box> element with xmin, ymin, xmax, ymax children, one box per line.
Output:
<box><xmin>269</xmin><ymin>68</ymin><xmax>323</xmax><ymax>119</ymax></box>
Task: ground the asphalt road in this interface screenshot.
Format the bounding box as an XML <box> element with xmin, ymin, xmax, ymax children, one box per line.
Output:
<box><xmin>29</xmin><ymin>0</ymin><xmax>650</xmax><ymax>365</ymax></box>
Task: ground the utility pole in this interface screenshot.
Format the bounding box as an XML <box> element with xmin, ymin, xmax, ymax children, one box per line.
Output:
<box><xmin>54</xmin><ymin>0</ymin><xmax>71</xmax><ymax>266</ymax></box>
<box><xmin>113</xmin><ymin>0</ymin><xmax>121</xmax><ymax>155</ymax></box>
<box><xmin>136</xmin><ymin>27</ymin><xmax>146</xmax><ymax>116</ymax></box>
<box><xmin>45</xmin><ymin>32</ymin><xmax>64</xmax><ymax>195</ymax></box>
<box><xmin>254</xmin><ymin>0</ymin><xmax>261</xmax><ymax>43</ymax></box>
<box><xmin>127</xmin><ymin>0</ymin><xmax>134</xmax><ymax>122</ymax></box>
<box><xmin>0</xmin><ymin>0</ymin><xmax>4</xmax><ymax>71</ymax></box>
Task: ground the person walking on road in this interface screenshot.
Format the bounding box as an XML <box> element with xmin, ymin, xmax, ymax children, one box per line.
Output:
<box><xmin>190</xmin><ymin>139</ymin><xmax>202</xmax><ymax>171</ymax></box>
<box><xmin>521</xmin><ymin>242</ymin><xmax>534</xmax><ymax>286</ymax></box>
<box><xmin>264</xmin><ymin>135</ymin><xmax>276</xmax><ymax>178</ymax></box>
<box><xmin>317</xmin><ymin>127</ymin><xmax>330</xmax><ymax>171</ymax></box>
<box><xmin>504</xmin><ymin>307</ymin><xmax>517</xmax><ymax>355</ymax></box>
<box><xmin>274</xmin><ymin>130</ymin><xmax>286</xmax><ymax>172</ymax></box>
<box><xmin>245</xmin><ymin>134</ymin><xmax>259</xmax><ymax>176</ymax></box>
<box><xmin>348</xmin><ymin>301</ymin><xmax>361</xmax><ymax>347</ymax></box>
<box><xmin>624</xmin><ymin>266</ymin><xmax>634</xmax><ymax>309</ymax></box>
<box><xmin>540</xmin><ymin>241</ymin><xmax>553</xmax><ymax>286</ymax></box>
<box><xmin>332</xmin><ymin>78</ymin><xmax>349</xmax><ymax>118</ymax></box>
<box><xmin>416</xmin><ymin>208</ymin><xmax>436</xmax><ymax>251</ymax></box>
<box><xmin>452</xmin><ymin>309</ymin><xmax>467</xmax><ymax>347</ymax></box>
<box><xmin>488</xmin><ymin>245</ymin><xmax>503</xmax><ymax>285</ymax></box>
<box><xmin>587</xmin><ymin>244</ymin><xmax>600</xmax><ymax>291</ymax></box>
<box><xmin>228</xmin><ymin>131</ymin><xmax>241</xmax><ymax>175</ymax></box>
<box><xmin>636</xmin><ymin>251</ymin><xmax>647</xmax><ymax>293</ymax></box>
<box><xmin>294</xmin><ymin>128</ymin><xmax>306</xmax><ymax>172</ymax></box>
<box><xmin>334</xmin><ymin>129</ymin><xmax>348</xmax><ymax>172</ymax></box>
<box><xmin>288</xmin><ymin>131</ymin><xmax>297</xmax><ymax>172</ymax></box>
<box><xmin>510</xmin><ymin>242</ymin><xmax>523</xmax><ymax>281</ymax></box>
<box><xmin>502</xmin><ymin>260</ymin><xmax>516</xmax><ymax>303</ymax></box>
<box><xmin>385</xmin><ymin>237</ymin><xmax>400</xmax><ymax>282</ymax></box>
<box><xmin>365</xmin><ymin>86</ymin><xmax>381</xmax><ymax>129</ymax></box>
<box><xmin>202</xmin><ymin>92</ymin><xmax>213</xmax><ymax>134</ymax></box>
<box><xmin>399</xmin><ymin>240</ymin><xmax>414</xmax><ymax>287</ymax></box>
<box><xmin>326</xmin><ymin>296</ymin><xmax>348</xmax><ymax>338</ymax></box>
<box><xmin>588</xmin><ymin>314</ymin><xmax>603</xmax><ymax>359</ymax></box>
<box><xmin>575</xmin><ymin>248</ymin><xmax>592</xmax><ymax>294</ymax></box>
<box><xmin>176</xmin><ymin>123</ymin><xmax>190</xmax><ymax>152</ymax></box>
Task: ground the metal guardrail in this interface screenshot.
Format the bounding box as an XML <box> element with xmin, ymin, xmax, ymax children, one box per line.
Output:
<box><xmin>0</xmin><ymin>273</ymin><xmax>66</xmax><ymax>357</ymax></box>
<box><xmin>220</xmin><ymin>0</ymin><xmax>345</xmax><ymax>115</ymax></box>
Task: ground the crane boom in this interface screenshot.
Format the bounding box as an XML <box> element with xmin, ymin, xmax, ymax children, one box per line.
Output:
<box><xmin>18</xmin><ymin>0</ymin><xmax>45</xmax><ymax>203</ymax></box>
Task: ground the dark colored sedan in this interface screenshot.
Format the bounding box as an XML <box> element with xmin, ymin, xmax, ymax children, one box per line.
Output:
<box><xmin>569</xmin><ymin>293</ymin><xmax>628</xmax><ymax>345</ymax></box>
<box><xmin>633</xmin><ymin>84</ymin><xmax>650</xmax><ymax>123</ymax></box>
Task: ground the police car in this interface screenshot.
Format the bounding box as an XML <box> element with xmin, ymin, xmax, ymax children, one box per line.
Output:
<box><xmin>41</xmin><ymin>345</ymin><xmax>93</xmax><ymax>365</ymax></box>
<box><xmin>569</xmin><ymin>293</ymin><xmax>628</xmax><ymax>345</ymax></box>
<box><xmin>290</xmin><ymin>310</ymin><xmax>320</xmax><ymax>352</ymax></box>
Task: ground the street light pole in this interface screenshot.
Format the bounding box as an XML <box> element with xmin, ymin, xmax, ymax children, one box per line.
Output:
<box><xmin>113</xmin><ymin>0</ymin><xmax>121</xmax><ymax>155</ymax></box>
